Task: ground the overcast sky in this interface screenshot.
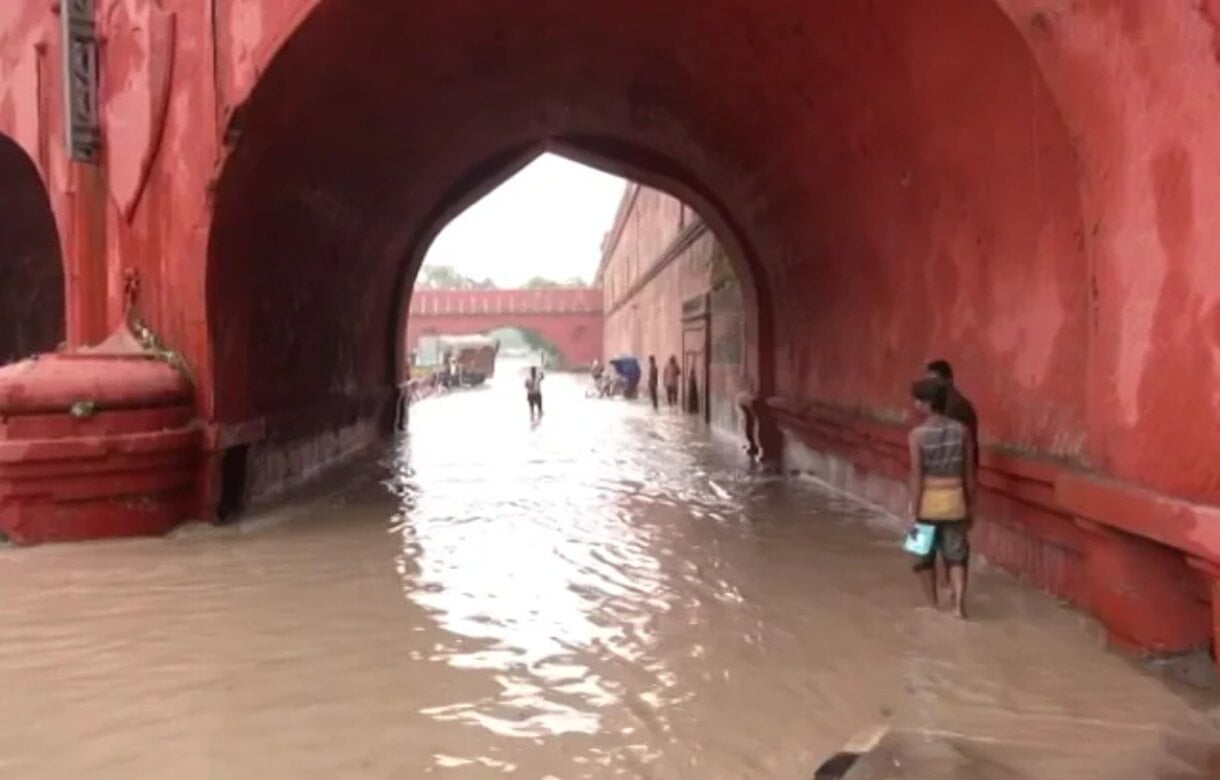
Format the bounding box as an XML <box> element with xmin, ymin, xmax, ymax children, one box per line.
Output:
<box><xmin>422</xmin><ymin>154</ymin><xmax>627</xmax><ymax>286</ymax></box>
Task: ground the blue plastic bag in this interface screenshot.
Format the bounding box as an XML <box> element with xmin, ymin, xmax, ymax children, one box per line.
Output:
<box><xmin>903</xmin><ymin>523</ymin><xmax>936</xmax><ymax>556</ymax></box>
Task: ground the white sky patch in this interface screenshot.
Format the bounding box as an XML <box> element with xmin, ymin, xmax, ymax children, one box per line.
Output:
<box><xmin>423</xmin><ymin>153</ymin><xmax>628</xmax><ymax>286</ymax></box>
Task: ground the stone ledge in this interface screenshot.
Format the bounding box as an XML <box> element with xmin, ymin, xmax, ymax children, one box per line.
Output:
<box><xmin>768</xmin><ymin>395</ymin><xmax>1220</xmax><ymax>566</ymax></box>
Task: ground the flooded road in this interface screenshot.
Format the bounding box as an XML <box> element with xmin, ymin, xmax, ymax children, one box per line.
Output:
<box><xmin>0</xmin><ymin>360</ymin><xmax>1218</xmax><ymax>778</ymax></box>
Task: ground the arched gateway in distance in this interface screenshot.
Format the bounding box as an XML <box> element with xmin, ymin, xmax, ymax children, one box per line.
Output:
<box><xmin>403</xmin><ymin>288</ymin><xmax>602</xmax><ymax>372</ymax></box>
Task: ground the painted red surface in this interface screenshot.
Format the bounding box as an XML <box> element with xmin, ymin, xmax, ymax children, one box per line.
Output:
<box><xmin>0</xmin><ymin>354</ymin><xmax>190</xmax><ymax>413</ymax></box>
<box><xmin>771</xmin><ymin>400</ymin><xmax>1217</xmax><ymax>654</ymax></box>
<box><xmin>1</xmin><ymin>0</ymin><xmax>1220</xmax><ymax>661</ymax></box>
<box><xmin>0</xmin><ymin>350</ymin><xmax>198</xmax><ymax>544</ymax></box>
<box><xmin>404</xmin><ymin>289</ymin><xmax>603</xmax><ymax>369</ymax></box>
<box><xmin>1075</xmin><ymin>518</ymin><xmax>1212</xmax><ymax>653</ymax></box>
<box><xmin>198</xmin><ymin>0</ymin><xmax>1219</xmax><ymax>511</ymax></box>
<box><xmin>596</xmin><ymin>186</ymin><xmax>746</xmax><ymax>430</ymax></box>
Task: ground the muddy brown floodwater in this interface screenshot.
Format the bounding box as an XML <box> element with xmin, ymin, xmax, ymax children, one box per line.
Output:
<box><xmin>0</xmin><ymin>360</ymin><xmax>1218</xmax><ymax>778</ymax></box>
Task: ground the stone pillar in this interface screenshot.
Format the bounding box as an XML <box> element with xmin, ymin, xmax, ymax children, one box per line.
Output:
<box><xmin>1074</xmin><ymin>518</ymin><xmax>1211</xmax><ymax>653</ymax></box>
<box><xmin>65</xmin><ymin>162</ymin><xmax>110</xmax><ymax>345</ymax></box>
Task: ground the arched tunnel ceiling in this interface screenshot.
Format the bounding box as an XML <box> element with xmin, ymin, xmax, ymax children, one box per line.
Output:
<box><xmin>208</xmin><ymin>0</ymin><xmax>1087</xmax><ymax>466</ymax></box>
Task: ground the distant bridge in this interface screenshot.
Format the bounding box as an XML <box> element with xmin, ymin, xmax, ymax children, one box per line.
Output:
<box><xmin>404</xmin><ymin>289</ymin><xmax>603</xmax><ymax>369</ymax></box>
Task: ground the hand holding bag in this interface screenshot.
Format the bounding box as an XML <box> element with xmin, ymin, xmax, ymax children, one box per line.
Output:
<box><xmin>903</xmin><ymin>522</ymin><xmax>936</xmax><ymax>556</ymax></box>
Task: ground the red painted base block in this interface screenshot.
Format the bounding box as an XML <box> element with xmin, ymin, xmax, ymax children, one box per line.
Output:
<box><xmin>0</xmin><ymin>423</ymin><xmax>201</xmax><ymax>544</ymax></box>
<box><xmin>0</xmin><ymin>491</ymin><xmax>194</xmax><ymax>544</ymax></box>
<box><xmin>1075</xmin><ymin>519</ymin><xmax>1212</xmax><ymax>654</ymax></box>
<box><xmin>1210</xmin><ymin>582</ymin><xmax>1220</xmax><ymax>674</ymax></box>
<box><xmin>0</xmin><ymin>346</ymin><xmax>201</xmax><ymax>544</ymax></box>
<box><xmin>1186</xmin><ymin>560</ymin><xmax>1220</xmax><ymax>675</ymax></box>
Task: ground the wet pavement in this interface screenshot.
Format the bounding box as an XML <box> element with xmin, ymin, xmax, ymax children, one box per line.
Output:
<box><xmin>0</xmin><ymin>359</ymin><xmax>1218</xmax><ymax>778</ymax></box>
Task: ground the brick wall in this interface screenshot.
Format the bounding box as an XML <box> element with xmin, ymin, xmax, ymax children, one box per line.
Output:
<box><xmin>596</xmin><ymin>186</ymin><xmax>745</xmax><ymax>430</ymax></box>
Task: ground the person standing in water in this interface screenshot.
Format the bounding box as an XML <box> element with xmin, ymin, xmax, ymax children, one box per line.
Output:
<box><xmin>663</xmin><ymin>355</ymin><xmax>681</xmax><ymax>407</ymax></box>
<box><xmin>925</xmin><ymin>359</ymin><xmax>978</xmax><ymax>466</ymax></box>
<box><xmin>525</xmin><ymin>366</ymin><xmax>544</xmax><ymax>421</ymax></box>
<box><xmin>907</xmin><ymin>377</ymin><xmax>976</xmax><ymax>618</ymax></box>
<box><xmin>924</xmin><ymin>359</ymin><xmax>978</xmax><ymax>592</ymax></box>
<box><xmin>646</xmin><ymin>356</ymin><xmax>660</xmax><ymax>410</ymax></box>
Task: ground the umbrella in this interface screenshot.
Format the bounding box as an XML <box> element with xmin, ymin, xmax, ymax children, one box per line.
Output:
<box><xmin>609</xmin><ymin>356</ymin><xmax>641</xmax><ymax>387</ymax></box>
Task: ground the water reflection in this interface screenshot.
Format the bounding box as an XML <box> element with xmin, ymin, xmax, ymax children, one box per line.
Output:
<box><xmin>0</xmin><ymin>358</ymin><xmax>1213</xmax><ymax>777</ymax></box>
<box><xmin>393</xmin><ymin>362</ymin><xmax>689</xmax><ymax>740</ymax></box>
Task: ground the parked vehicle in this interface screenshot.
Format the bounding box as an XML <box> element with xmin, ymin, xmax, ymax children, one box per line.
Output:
<box><xmin>449</xmin><ymin>335</ymin><xmax>499</xmax><ymax>386</ymax></box>
<box><xmin>415</xmin><ymin>334</ymin><xmax>500</xmax><ymax>387</ymax></box>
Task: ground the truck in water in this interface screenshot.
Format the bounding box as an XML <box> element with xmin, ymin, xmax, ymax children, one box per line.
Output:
<box><xmin>412</xmin><ymin>334</ymin><xmax>500</xmax><ymax>387</ymax></box>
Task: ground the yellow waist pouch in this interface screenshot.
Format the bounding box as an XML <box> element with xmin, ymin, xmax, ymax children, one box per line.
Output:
<box><xmin>919</xmin><ymin>478</ymin><xmax>966</xmax><ymax>521</ymax></box>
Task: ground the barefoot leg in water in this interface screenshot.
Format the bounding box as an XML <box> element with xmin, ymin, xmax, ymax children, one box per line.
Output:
<box><xmin>937</xmin><ymin>559</ymin><xmax>952</xmax><ymax>604</ymax></box>
<box><xmin>949</xmin><ymin>563</ymin><xmax>968</xmax><ymax>619</ymax></box>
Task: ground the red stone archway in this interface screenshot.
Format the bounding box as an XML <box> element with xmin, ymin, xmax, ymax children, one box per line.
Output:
<box><xmin>389</xmin><ymin>141</ymin><xmax>775</xmax><ymax>387</ymax></box>
<box><xmin>204</xmin><ymin>0</ymin><xmax>1087</xmax><ymax>504</ymax></box>
<box><xmin>4</xmin><ymin>0</ymin><xmax>1218</xmax><ymax>660</ymax></box>
<box><xmin>0</xmin><ymin>134</ymin><xmax>65</xmax><ymax>365</ymax></box>
<box><xmin>404</xmin><ymin>309</ymin><xmax>603</xmax><ymax>373</ymax></box>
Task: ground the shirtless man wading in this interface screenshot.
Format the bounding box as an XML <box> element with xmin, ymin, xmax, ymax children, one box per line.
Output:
<box><xmin>525</xmin><ymin>366</ymin><xmax>544</xmax><ymax>421</ymax></box>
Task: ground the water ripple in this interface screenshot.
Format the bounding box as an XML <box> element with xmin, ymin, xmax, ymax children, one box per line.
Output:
<box><xmin>0</xmin><ymin>360</ymin><xmax>1214</xmax><ymax>776</ymax></box>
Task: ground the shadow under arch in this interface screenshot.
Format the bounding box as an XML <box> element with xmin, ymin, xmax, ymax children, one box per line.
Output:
<box><xmin>0</xmin><ymin>134</ymin><xmax>65</xmax><ymax>365</ymax></box>
<box><xmin>390</xmin><ymin>136</ymin><xmax>775</xmax><ymax>407</ymax></box>
<box><xmin>204</xmin><ymin>0</ymin><xmax>1088</xmax><ymax>512</ymax></box>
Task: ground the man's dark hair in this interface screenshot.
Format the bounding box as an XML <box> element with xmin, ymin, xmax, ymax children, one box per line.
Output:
<box><xmin>911</xmin><ymin>377</ymin><xmax>948</xmax><ymax>413</ymax></box>
<box><xmin>926</xmin><ymin>359</ymin><xmax>953</xmax><ymax>382</ymax></box>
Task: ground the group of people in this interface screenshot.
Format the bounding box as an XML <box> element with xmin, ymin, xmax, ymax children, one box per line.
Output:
<box><xmin>646</xmin><ymin>355</ymin><xmax>682</xmax><ymax>410</ymax></box>
<box><xmin>587</xmin><ymin>356</ymin><xmax>682</xmax><ymax>407</ymax></box>
<box><xmin>527</xmin><ymin>353</ymin><xmax>682</xmax><ymax>421</ymax></box>
<box><xmin>906</xmin><ymin>359</ymin><xmax>979</xmax><ymax>619</ymax></box>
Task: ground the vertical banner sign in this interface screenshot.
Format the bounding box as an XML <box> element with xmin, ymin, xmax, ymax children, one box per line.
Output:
<box><xmin>62</xmin><ymin>0</ymin><xmax>100</xmax><ymax>162</ymax></box>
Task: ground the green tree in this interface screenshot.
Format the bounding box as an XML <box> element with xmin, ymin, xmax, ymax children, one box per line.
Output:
<box><xmin>522</xmin><ymin>275</ymin><xmax>590</xmax><ymax>289</ymax></box>
<box><xmin>417</xmin><ymin>265</ymin><xmax>498</xmax><ymax>290</ymax></box>
<box><xmin>522</xmin><ymin>276</ymin><xmax>560</xmax><ymax>289</ymax></box>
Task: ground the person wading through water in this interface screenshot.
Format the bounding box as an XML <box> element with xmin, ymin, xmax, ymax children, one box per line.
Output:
<box><xmin>925</xmin><ymin>359</ymin><xmax>978</xmax><ymax>592</ymax></box>
<box><xmin>525</xmin><ymin>366</ymin><xmax>544</xmax><ymax>422</ymax></box>
<box><xmin>663</xmin><ymin>355</ymin><xmax>681</xmax><ymax>407</ymax></box>
<box><xmin>907</xmin><ymin>377</ymin><xmax>977</xmax><ymax>619</ymax></box>
<box><xmin>646</xmin><ymin>355</ymin><xmax>659</xmax><ymax>410</ymax></box>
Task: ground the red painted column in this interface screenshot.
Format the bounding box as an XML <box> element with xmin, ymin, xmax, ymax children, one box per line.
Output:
<box><xmin>64</xmin><ymin>162</ymin><xmax>109</xmax><ymax>347</ymax></box>
<box><xmin>1074</xmin><ymin>518</ymin><xmax>1211</xmax><ymax>653</ymax></box>
<box><xmin>0</xmin><ymin>343</ymin><xmax>200</xmax><ymax>544</ymax></box>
